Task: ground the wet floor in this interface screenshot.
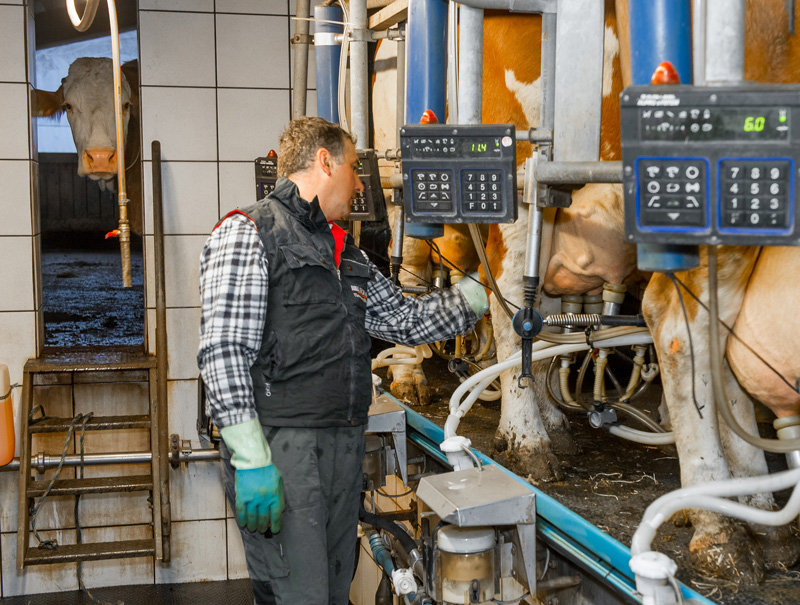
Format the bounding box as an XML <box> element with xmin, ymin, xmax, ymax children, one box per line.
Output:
<box><xmin>42</xmin><ymin>246</ymin><xmax>145</xmax><ymax>347</ymax></box>
<box><xmin>373</xmin><ymin>351</ymin><xmax>800</xmax><ymax>605</ymax></box>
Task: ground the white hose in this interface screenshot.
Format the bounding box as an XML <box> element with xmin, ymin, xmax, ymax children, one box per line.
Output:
<box><xmin>443</xmin><ymin>331</ymin><xmax>655</xmax><ymax>441</ymax></box>
<box><xmin>371</xmin><ymin>345</ymin><xmax>431</xmax><ymax>371</ymax></box>
<box><xmin>608</xmin><ymin>425</ymin><xmax>675</xmax><ymax>446</ymax></box>
<box><xmin>631</xmin><ymin>466</ymin><xmax>800</xmax><ymax>556</ymax></box>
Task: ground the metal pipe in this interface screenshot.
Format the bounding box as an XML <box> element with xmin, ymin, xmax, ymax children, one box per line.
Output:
<box><xmin>457</xmin><ymin>5</ymin><xmax>484</xmax><ymax>125</ymax></box>
<box><xmin>291</xmin><ymin>0</ymin><xmax>311</xmax><ymax>119</ymax></box>
<box><xmin>152</xmin><ymin>140</ymin><xmax>171</xmax><ymax>562</ymax></box>
<box><xmin>692</xmin><ymin>0</ymin><xmax>706</xmax><ymax>85</ymax></box>
<box><xmin>539</xmin><ymin>13</ymin><xmax>557</xmax><ymax>132</ymax></box>
<box><xmin>447</xmin><ymin>1</ymin><xmax>459</xmax><ymax>124</ymax></box>
<box><xmin>532</xmin><ymin>160</ymin><xmax>622</xmax><ymax>184</ymax></box>
<box><xmin>350</xmin><ymin>0</ymin><xmax>370</xmax><ymax>146</ymax></box>
<box><xmin>396</xmin><ymin>27</ymin><xmax>406</xmax><ymax>139</ymax></box>
<box><xmin>454</xmin><ymin>0</ymin><xmax>555</xmax><ymax>12</ymax></box>
<box><xmin>522</xmin><ymin>155</ymin><xmax>544</xmax><ymax>285</ymax></box>
<box><xmin>705</xmin><ymin>0</ymin><xmax>745</xmax><ymax>84</ymax></box>
<box><xmin>515</xmin><ymin>128</ymin><xmax>553</xmax><ymax>143</ymax></box>
<box><xmin>1</xmin><ymin>449</ymin><xmax>222</xmax><ymax>473</ymax></box>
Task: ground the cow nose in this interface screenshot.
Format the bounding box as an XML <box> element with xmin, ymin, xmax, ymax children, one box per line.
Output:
<box><xmin>82</xmin><ymin>148</ymin><xmax>117</xmax><ymax>174</ymax></box>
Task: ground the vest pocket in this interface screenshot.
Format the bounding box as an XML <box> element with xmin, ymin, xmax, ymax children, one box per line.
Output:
<box><xmin>280</xmin><ymin>244</ymin><xmax>338</xmax><ymax>305</ymax></box>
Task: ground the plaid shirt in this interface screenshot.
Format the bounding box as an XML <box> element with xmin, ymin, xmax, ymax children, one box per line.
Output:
<box><xmin>198</xmin><ymin>213</ymin><xmax>479</xmax><ymax>428</ymax></box>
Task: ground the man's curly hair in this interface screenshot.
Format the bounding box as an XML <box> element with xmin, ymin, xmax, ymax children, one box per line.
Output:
<box><xmin>277</xmin><ymin>117</ymin><xmax>357</xmax><ymax>177</ymax></box>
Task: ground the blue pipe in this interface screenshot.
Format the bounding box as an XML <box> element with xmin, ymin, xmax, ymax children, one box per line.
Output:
<box><xmin>628</xmin><ymin>0</ymin><xmax>692</xmax><ymax>86</ymax></box>
<box><xmin>314</xmin><ymin>5</ymin><xmax>343</xmax><ymax>123</ymax></box>
<box><xmin>405</xmin><ymin>0</ymin><xmax>447</xmax><ymax>126</ymax></box>
<box><xmin>395</xmin><ymin>396</ymin><xmax>716</xmax><ymax>605</ymax></box>
<box><xmin>629</xmin><ymin>0</ymin><xmax>698</xmax><ymax>272</ymax></box>
<box><xmin>404</xmin><ymin>0</ymin><xmax>448</xmax><ymax>240</ymax></box>
<box><xmin>368</xmin><ymin>531</ymin><xmax>395</xmax><ymax>576</ymax></box>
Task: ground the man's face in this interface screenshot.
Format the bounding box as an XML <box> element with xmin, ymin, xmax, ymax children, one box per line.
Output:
<box><xmin>325</xmin><ymin>140</ymin><xmax>364</xmax><ymax>221</ymax></box>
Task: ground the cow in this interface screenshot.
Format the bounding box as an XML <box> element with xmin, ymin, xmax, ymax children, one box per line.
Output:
<box><xmin>539</xmin><ymin>0</ymin><xmax>800</xmax><ymax>584</ymax></box>
<box><xmin>32</xmin><ymin>57</ymin><xmax>143</xmax><ymax>235</ymax></box>
<box><xmin>374</xmin><ymin>0</ymin><xmax>800</xmax><ymax>584</ymax></box>
<box><xmin>373</xmin><ymin>7</ymin><xmax>623</xmax><ymax>473</ymax></box>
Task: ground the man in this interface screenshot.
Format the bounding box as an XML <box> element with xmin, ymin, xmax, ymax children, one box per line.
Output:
<box><xmin>198</xmin><ymin>117</ymin><xmax>488</xmax><ymax>604</ymax></box>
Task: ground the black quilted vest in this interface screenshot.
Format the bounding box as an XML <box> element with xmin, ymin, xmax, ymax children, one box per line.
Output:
<box><xmin>237</xmin><ymin>178</ymin><xmax>374</xmax><ymax>427</ymax></box>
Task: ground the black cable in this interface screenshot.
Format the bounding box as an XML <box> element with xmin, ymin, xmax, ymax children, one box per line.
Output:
<box><xmin>360</xmin><ymin>235</ymin><xmax>521</xmax><ymax>312</ymax></box>
<box><xmin>671</xmin><ymin>274</ymin><xmax>798</xmax><ymax>394</ymax></box>
<box><xmin>423</xmin><ymin>240</ymin><xmax>521</xmax><ymax>313</ymax></box>
<box><xmin>666</xmin><ymin>274</ymin><xmax>704</xmax><ymax>418</ymax></box>
<box><xmin>359</xmin><ymin>502</ymin><xmax>419</xmax><ymax>558</ymax></box>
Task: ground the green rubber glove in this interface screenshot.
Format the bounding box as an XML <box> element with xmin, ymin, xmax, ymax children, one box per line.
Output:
<box><xmin>456</xmin><ymin>271</ymin><xmax>490</xmax><ymax>316</ymax></box>
<box><xmin>220</xmin><ymin>419</ymin><xmax>285</xmax><ymax>534</ymax></box>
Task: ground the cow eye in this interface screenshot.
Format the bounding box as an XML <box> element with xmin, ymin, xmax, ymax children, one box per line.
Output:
<box><xmin>62</xmin><ymin>102</ymin><xmax>72</xmax><ymax>111</ymax></box>
<box><xmin>123</xmin><ymin>102</ymin><xmax>131</xmax><ymax>110</ymax></box>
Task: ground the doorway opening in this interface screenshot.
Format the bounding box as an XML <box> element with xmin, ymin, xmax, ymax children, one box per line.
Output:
<box><xmin>34</xmin><ymin>1</ymin><xmax>143</xmax><ymax>348</ymax></box>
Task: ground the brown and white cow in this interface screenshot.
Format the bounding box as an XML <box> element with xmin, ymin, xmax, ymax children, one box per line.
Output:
<box><xmin>541</xmin><ymin>0</ymin><xmax>800</xmax><ymax>584</ymax></box>
<box><xmin>33</xmin><ymin>57</ymin><xmax>143</xmax><ymax>235</ymax></box>
<box><xmin>375</xmin><ymin>0</ymin><xmax>800</xmax><ymax>583</ymax></box>
<box><xmin>374</xmin><ymin>6</ymin><xmax>623</xmax><ymax>475</ymax></box>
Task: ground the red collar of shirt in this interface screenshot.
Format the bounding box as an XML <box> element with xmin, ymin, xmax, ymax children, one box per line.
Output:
<box><xmin>329</xmin><ymin>222</ymin><xmax>347</xmax><ymax>268</ymax></box>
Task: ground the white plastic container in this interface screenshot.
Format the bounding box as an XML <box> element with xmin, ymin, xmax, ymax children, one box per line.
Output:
<box><xmin>436</xmin><ymin>525</ymin><xmax>495</xmax><ymax>604</ymax></box>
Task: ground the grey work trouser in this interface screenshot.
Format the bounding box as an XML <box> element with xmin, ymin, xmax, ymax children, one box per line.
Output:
<box><xmin>221</xmin><ymin>424</ymin><xmax>366</xmax><ymax>605</ymax></box>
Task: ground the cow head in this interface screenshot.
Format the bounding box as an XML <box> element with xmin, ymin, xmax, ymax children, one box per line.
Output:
<box><xmin>33</xmin><ymin>57</ymin><xmax>134</xmax><ymax>190</ymax></box>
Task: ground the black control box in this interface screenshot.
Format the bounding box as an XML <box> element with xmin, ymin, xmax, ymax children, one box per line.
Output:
<box><xmin>350</xmin><ymin>149</ymin><xmax>386</xmax><ymax>221</ymax></box>
<box><xmin>400</xmin><ymin>124</ymin><xmax>517</xmax><ymax>224</ymax></box>
<box><xmin>255</xmin><ymin>155</ymin><xmax>278</xmax><ymax>200</ymax></box>
<box><xmin>620</xmin><ymin>85</ymin><xmax>800</xmax><ymax>246</ymax></box>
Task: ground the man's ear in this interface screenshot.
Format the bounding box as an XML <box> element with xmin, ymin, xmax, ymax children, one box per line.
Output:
<box><xmin>318</xmin><ymin>148</ymin><xmax>333</xmax><ymax>176</ymax></box>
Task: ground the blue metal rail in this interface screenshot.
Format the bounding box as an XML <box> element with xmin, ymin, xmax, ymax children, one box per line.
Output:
<box><xmin>398</xmin><ymin>399</ymin><xmax>715</xmax><ymax>604</ymax></box>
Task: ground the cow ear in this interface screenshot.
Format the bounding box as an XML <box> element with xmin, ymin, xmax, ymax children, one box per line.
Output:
<box><xmin>31</xmin><ymin>88</ymin><xmax>65</xmax><ymax>118</ymax></box>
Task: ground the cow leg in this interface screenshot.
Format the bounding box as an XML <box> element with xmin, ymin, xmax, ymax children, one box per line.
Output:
<box><xmin>384</xmin><ymin>205</ymin><xmax>432</xmax><ymax>406</ymax></box>
<box><xmin>489</xmin><ymin>223</ymin><xmax>567</xmax><ymax>480</ymax></box>
<box><xmin>717</xmin><ymin>361</ymin><xmax>800</xmax><ymax>572</ymax></box>
<box><xmin>644</xmin><ymin>247</ymin><xmax>765</xmax><ymax>584</ymax></box>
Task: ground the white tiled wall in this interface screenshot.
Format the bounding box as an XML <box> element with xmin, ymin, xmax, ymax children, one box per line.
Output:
<box><xmin>1</xmin><ymin>0</ymin><xmax>312</xmax><ymax>596</ymax></box>
<box><xmin>0</xmin><ymin>3</ymin><xmax>37</xmax><ymax>598</ymax></box>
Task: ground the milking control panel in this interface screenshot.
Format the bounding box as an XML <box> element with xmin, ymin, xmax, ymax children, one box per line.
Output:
<box><xmin>400</xmin><ymin>124</ymin><xmax>517</xmax><ymax>224</ymax></box>
<box><xmin>350</xmin><ymin>149</ymin><xmax>386</xmax><ymax>221</ymax></box>
<box><xmin>255</xmin><ymin>155</ymin><xmax>278</xmax><ymax>199</ymax></box>
<box><xmin>620</xmin><ymin>85</ymin><xmax>800</xmax><ymax>246</ymax></box>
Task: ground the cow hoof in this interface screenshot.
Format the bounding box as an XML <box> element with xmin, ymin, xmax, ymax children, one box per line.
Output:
<box><xmin>752</xmin><ymin>523</ymin><xmax>800</xmax><ymax>571</ymax></box>
<box><xmin>689</xmin><ymin>522</ymin><xmax>764</xmax><ymax>585</ymax></box>
<box><xmin>390</xmin><ymin>381</ymin><xmax>431</xmax><ymax>406</ymax></box>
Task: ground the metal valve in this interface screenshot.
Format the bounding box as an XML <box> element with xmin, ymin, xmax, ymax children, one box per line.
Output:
<box><xmin>512</xmin><ymin>306</ymin><xmax>544</xmax><ymax>388</ymax></box>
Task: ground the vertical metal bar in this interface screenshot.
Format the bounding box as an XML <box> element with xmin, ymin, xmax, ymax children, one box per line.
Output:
<box><xmin>151</xmin><ymin>140</ymin><xmax>171</xmax><ymax>562</ymax></box>
<box><xmin>553</xmin><ymin>0</ymin><xmax>604</xmax><ymax>161</ymax></box>
<box><xmin>705</xmin><ymin>0</ymin><xmax>745</xmax><ymax>84</ymax></box>
<box><xmin>350</xmin><ymin>0</ymin><xmax>370</xmax><ymax>146</ymax></box>
<box><xmin>292</xmin><ymin>0</ymin><xmax>311</xmax><ymax>119</ymax></box>
<box><xmin>692</xmin><ymin>0</ymin><xmax>706</xmax><ymax>85</ymax></box>
<box><xmin>396</xmin><ymin>33</ymin><xmax>406</xmax><ymax>136</ymax></box>
<box><xmin>447</xmin><ymin>1</ymin><xmax>459</xmax><ymax>124</ymax></box>
<box><xmin>458</xmin><ymin>5</ymin><xmax>484</xmax><ymax>125</ymax></box>
<box><xmin>16</xmin><ymin>371</ymin><xmax>33</xmax><ymax>569</ymax></box>
<box><xmin>539</xmin><ymin>12</ymin><xmax>557</xmax><ymax>132</ymax></box>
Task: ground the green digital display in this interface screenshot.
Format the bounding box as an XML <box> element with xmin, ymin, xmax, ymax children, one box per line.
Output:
<box><xmin>641</xmin><ymin>107</ymin><xmax>790</xmax><ymax>142</ymax></box>
<box><xmin>460</xmin><ymin>138</ymin><xmax>501</xmax><ymax>157</ymax></box>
